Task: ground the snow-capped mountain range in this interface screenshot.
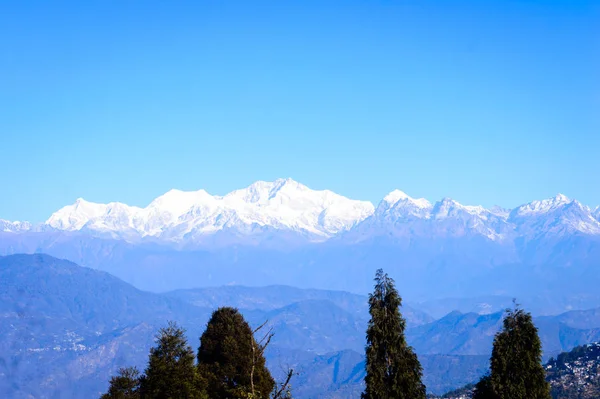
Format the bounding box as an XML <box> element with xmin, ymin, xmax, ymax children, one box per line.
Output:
<box><xmin>2</xmin><ymin>178</ymin><xmax>599</xmax><ymax>245</ymax></box>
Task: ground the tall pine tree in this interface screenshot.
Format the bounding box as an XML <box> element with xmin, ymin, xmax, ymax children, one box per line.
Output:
<box><xmin>197</xmin><ymin>307</ymin><xmax>275</xmax><ymax>399</ymax></box>
<box><xmin>362</xmin><ymin>269</ymin><xmax>426</xmax><ymax>399</ymax></box>
<box><xmin>472</xmin><ymin>374</ymin><xmax>498</xmax><ymax>399</ymax></box>
<box><xmin>140</xmin><ymin>321</ymin><xmax>205</xmax><ymax>399</ymax></box>
<box><xmin>488</xmin><ymin>303</ymin><xmax>550</xmax><ymax>399</ymax></box>
<box><xmin>474</xmin><ymin>302</ymin><xmax>550</xmax><ymax>399</ymax></box>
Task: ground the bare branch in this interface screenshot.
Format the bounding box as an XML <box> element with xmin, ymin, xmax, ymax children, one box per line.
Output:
<box><xmin>272</xmin><ymin>368</ymin><xmax>295</xmax><ymax>399</ymax></box>
<box><xmin>253</xmin><ymin>319</ymin><xmax>270</xmax><ymax>334</ymax></box>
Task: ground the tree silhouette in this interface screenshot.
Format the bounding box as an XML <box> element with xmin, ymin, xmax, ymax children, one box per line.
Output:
<box><xmin>362</xmin><ymin>269</ymin><xmax>426</xmax><ymax>399</ymax></box>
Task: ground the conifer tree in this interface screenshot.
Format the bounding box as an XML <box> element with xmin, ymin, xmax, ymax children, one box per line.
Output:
<box><xmin>197</xmin><ymin>307</ymin><xmax>275</xmax><ymax>399</ymax></box>
<box><xmin>101</xmin><ymin>367</ymin><xmax>141</xmax><ymax>399</ymax></box>
<box><xmin>140</xmin><ymin>321</ymin><xmax>205</xmax><ymax>399</ymax></box>
<box><xmin>474</xmin><ymin>302</ymin><xmax>550</xmax><ymax>399</ymax></box>
<box><xmin>362</xmin><ymin>269</ymin><xmax>426</xmax><ymax>399</ymax></box>
<box><xmin>472</xmin><ymin>374</ymin><xmax>498</xmax><ymax>399</ymax></box>
<box><xmin>488</xmin><ymin>303</ymin><xmax>551</xmax><ymax>399</ymax></box>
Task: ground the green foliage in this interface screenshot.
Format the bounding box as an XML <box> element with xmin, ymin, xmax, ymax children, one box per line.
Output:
<box><xmin>101</xmin><ymin>367</ymin><xmax>141</xmax><ymax>399</ymax></box>
<box><xmin>140</xmin><ymin>321</ymin><xmax>206</xmax><ymax>399</ymax></box>
<box><xmin>197</xmin><ymin>307</ymin><xmax>275</xmax><ymax>399</ymax></box>
<box><xmin>472</xmin><ymin>374</ymin><xmax>498</xmax><ymax>399</ymax></box>
<box><xmin>474</xmin><ymin>302</ymin><xmax>550</xmax><ymax>399</ymax></box>
<box><xmin>362</xmin><ymin>269</ymin><xmax>426</xmax><ymax>399</ymax></box>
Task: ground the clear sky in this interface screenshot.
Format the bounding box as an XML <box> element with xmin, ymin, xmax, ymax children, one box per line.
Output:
<box><xmin>1</xmin><ymin>0</ymin><xmax>599</xmax><ymax>222</ymax></box>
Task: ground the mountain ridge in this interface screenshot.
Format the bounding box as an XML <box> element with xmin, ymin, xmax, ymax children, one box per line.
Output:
<box><xmin>2</xmin><ymin>179</ymin><xmax>599</xmax><ymax>247</ymax></box>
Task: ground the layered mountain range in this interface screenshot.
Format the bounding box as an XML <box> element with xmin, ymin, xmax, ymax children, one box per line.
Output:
<box><xmin>1</xmin><ymin>179</ymin><xmax>599</xmax><ymax>306</ymax></box>
<box><xmin>4</xmin><ymin>254</ymin><xmax>600</xmax><ymax>398</ymax></box>
<box><xmin>2</xmin><ymin>178</ymin><xmax>599</xmax><ymax>246</ymax></box>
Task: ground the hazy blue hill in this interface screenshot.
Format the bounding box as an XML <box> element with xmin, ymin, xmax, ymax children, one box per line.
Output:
<box><xmin>290</xmin><ymin>349</ymin><xmax>366</xmax><ymax>399</ymax></box>
<box><xmin>2</xmin><ymin>230</ymin><xmax>600</xmax><ymax>317</ymax></box>
<box><xmin>0</xmin><ymin>254</ymin><xmax>213</xmax><ymax>398</ymax></box>
<box><xmin>406</xmin><ymin>309</ymin><xmax>600</xmax><ymax>360</ymax></box>
<box><xmin>167</xmin><ymin>284</ymin><xmax>434</xmax><ymax>328</ymax></box>
<box><xmin>413</xmin><ymin>295</ymin><xmax>515</xmax><ymax>319</ymax></box>
<box><xmin>2</xmin><ymin>253</ymin><xmax>600</xmax><ymax>398</ymax></box>
<box><xmin>253</xmin><ymin>299</ymin><xmax>366</xmax><ymax>353</ymax></box>
<box><xmin>0</xmin><ymin>253</ymin><xmax>208</xmax><ymax>330</ymax></box>
<box><xmin>167</xmin><ymin>284</ymin><xmax>371</xmax><ymax>312</ymax></box>
<box><xmin>537</xmin><ymin>307</ymin><xmax>600</xmax><ymax>329</ymax></box>
<box><xmin>419</xmin><ymin>355</ymin><xmax>489</xmax><ymax>395</ymax></box>
<box><xmin>267</xmin><ymin>349</ymin><xmax>490</xmax><ymax>397</ymax></box>
<box><xmin>0</xmin><ymin>254</ymin><xmax>429</xmax><ymax>398</ymax></box>
<box><xmin>407</xmin><ymin>311</ymin><xmax>503</xmax><ymax>355</ymax></box>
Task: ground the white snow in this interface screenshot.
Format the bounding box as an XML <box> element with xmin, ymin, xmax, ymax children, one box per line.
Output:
<box><xmin>46</xmin><ymin>198</ymin><xmax>109</xmax><ymax>230</ymax></box>
<box><xmin>381</xmin><ymin>190</ymin><xmax>432</xmax><ymax>210</ymax></box>
<box><xmin>0</xmin><ymin>219</ymin><xmax>32</xmax><ymax>232</ymax></box>
<box><xmin>513</xmin><ymin>193</ymin><xmax>572</xmax><ymax>216</ymax></box>
<box><xmin>0</xmin><ymin>182</ymin><xmax>597</xmax><ymax>243</ymax></box>
<box><xmin>42</xmin><ymin>178</ymin><xmax>375</xmax><ymax>240</ymax></box>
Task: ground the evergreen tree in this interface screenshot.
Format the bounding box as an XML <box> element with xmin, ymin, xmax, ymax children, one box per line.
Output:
<box><xmin>140</xmin><ymin>321</ymin><xmax>205</xmax><ymax>399</ymax></box>
<box><xmin>474</xmin><ymin>302</ymin><xmax>550</xmax><ymax>399</ymax></box>
<box><xmin>488</xmin><ymin>303</ymin><xmax>551</xmax><ymax>399</ymax></box>
<box><xmin>472</xmin><ymin>374</ymin><xmax>498</xmax><ymax>399</ymax></box>
<box><xmin>197</xmin><ymin>307</ymin><xmax>275</xmax><ymax>399</ymax></box>
<box><xmin>362</xmin><ymin>269</ymin><xmax>426</xmax><ymax>399</ymax></box>
<box><xmin>101</xmin><ymin>367</ymin><xmax>141</xmax><ymax>399</ymax></box>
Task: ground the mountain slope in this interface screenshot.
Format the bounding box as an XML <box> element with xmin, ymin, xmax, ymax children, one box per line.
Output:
<box><xmin>545</xmin><ymin>342</ymin><xmax>600</xmax><ymax>399</ymax></box>
<box><xmin>3</xmin><ymin>254</ymin><xmax>600</xmax><ymax>398</ymax></box>
<box><xmin>0</xmin><ymin>254</ymin><xmax>213</xmax><ymax>399</ymax></box>
<box><xmin>3</xmin><ymin>179</ymin><xmax>600</xmax><ymax>248</ymax></box>
<box><xmin>0</xmin><ymin>254</ymin><xmax>430</xmax><ymax>398</ymax></box>
<box><xmin>166</xmin><ymin>284</ymin><xmax>434</xmax><ymax>328</ymax></box>
<box><xmin>435</xmin><ymin>342</ymin><xmax>600</xmax><ymax>399</ymax></box>
<box><xmin>2</xmin><ymin>179</ymin><xmax>600</xmax><ymax>309</ymax></box>
<box><xmin>43</xmin><ymin>178</ymin><xmax>375</xmax><ymax>242</ymax></box>
<box><xmin>406</xmin><ymin>309</ymin><xmax>600</xmax><ymax>360</ymax></box>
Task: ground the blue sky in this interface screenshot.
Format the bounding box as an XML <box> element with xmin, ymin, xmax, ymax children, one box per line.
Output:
<box><xmin>1</xmin><ymin>0</ymin><xmax>598</xmax><ymax>222</ymax></box>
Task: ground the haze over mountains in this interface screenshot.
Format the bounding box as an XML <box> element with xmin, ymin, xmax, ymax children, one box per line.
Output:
<box><xmin>1</xmin><ymin>179</ymin><xmax>600</xmax><ymax>315</ymax></box>
<box><xmin>3</xmin><ymin>254</ymin><xmax>600</xmax><ymax>398</ymax></box>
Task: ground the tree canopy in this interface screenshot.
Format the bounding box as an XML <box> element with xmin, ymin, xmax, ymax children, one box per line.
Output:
<box><xmin>197</xmin><ymin>307</ymin><xmax>275</xmax><ymax>399</ymax></box>
<box><xmin>362</xmin><ymin>268</ymin><xmax>426</xmax><ymax>399</ymax></box>
<box><xmin>474</xmin><ymin>302</ymin><xmax>550</xmax><ymax>399</ymax></box>
<box><xmin>140</xmin><ymin>321</ymin><xmax>205</xmax><ymax>399</ymax></box>
<box><xmin>101</xmin><ymin>367</ymin><xmax>141</xmax><ymax>399</ymax></box>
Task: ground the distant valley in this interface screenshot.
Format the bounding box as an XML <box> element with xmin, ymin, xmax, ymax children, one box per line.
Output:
<box><xmin>2</xmin><ymin>254</ymin><xmax>600</xmax><ymax>398</ymax></box>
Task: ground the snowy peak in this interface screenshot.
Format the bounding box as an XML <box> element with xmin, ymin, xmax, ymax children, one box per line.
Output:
<box><xmin>147</xmin><ymin>189</ymin><xmax>216</xmax><ymax>220</ymax></box>
<box><xmin>377</xmin><ymin>190</ymin><xmax>432</xmax><ymax>220</ymax></box>
<box><xmin>509</xmin><ymin>194</ymin><xmax>600</xmax><ymax>236</ymax></box>
<box><xmin>383</xmin><ymin>189</ymin><xmax>411</xmax><ymax>204</ymax></box>
<box><xmin>489</xmin><ymin>206</ymin><xmax>510</xmax><ymax>218</ymax></box>
<box><xmin>4</xmin><ymin>183</ymin><xmax>600</xmax><ymax>245</ymax></box>
<box><xmin>511</xmin><ymin>193</ymin><xmax>572</xmax><ymax>218</ymax></box>
<box><xmin>41</xmin><ymin>179</ymin><xmax>375</xmax><ymax>241</ymax></box>
<box><xmin>217</xmin><ymin>178</ymin><xmax>374</xmax><ymax>236</ymax></box>
<box><xmin>46</xmin><ymin>198</ymin><xmax>109</xmax><ymax>230</ymax></box>
<box><xmin>431</xmin><ymin>198</ymin><xmax>489</xmax><ymax>219</ymax></box>
<box><xmin>224</xmin><ymin>178</ymin><xmax>312</xmax><ymax>205</ymax></box>
<box><xmin>381</xmin><ymin>190</ymin><xmax>431</xmax><ymax>207</ymax></box>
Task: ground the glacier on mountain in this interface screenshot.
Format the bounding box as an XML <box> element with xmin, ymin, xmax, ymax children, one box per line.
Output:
<box><xmin>3</xmin><ymin>179</ymin><xmax>600</xmax><ymax>246</ymax></box>
<box><xmin>42</xmin><ymin>178</ymin><xmax>374</xmax><ymax>242</ymax></box>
